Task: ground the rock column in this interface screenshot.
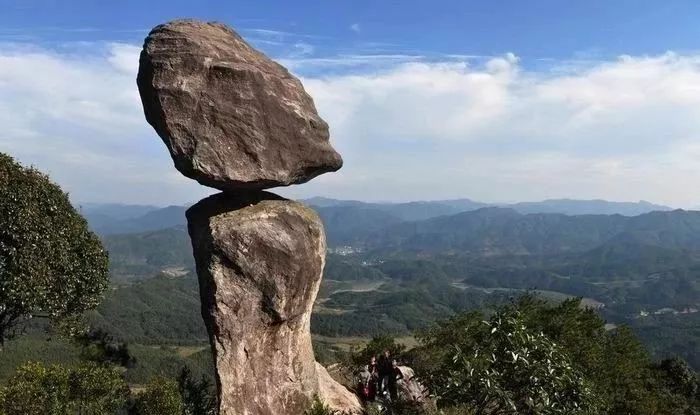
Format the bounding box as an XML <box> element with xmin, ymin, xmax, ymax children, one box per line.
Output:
<box><xmin>137</xmin><ymin>19</ymin><xmax>361</xmax><ymax>415</ymax></box>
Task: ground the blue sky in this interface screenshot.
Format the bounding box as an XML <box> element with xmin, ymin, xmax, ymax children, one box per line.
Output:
<box><xmin>5</xmin><ymin>1</ymin><xmax>700</xmax><ymax>59</ymax></box>
<box><xmin>2</xmin><ymin>1</ymin><xmax>700</xmax><ymax>206</ymax></box>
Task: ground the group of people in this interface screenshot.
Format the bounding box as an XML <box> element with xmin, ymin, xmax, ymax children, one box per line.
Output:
<box><xmin>357</xmin><ymin>350</ymin><xmax>404</xmax><ymax>402</ymax></box>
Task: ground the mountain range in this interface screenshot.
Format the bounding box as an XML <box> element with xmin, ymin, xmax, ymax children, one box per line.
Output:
<box><xmin>365</xmin><ymin>208</ymin><xmax>700</xmax><ymax>256</ymax></box>
<box><xmin>84</xmin><ymin>197</ymin><xmax>698</xmax><ymax>369</ymax></box>
<box><xmin>83</xmin><ymin>197</ymin><xmax>673</xmax><ymax>236</ymax></box>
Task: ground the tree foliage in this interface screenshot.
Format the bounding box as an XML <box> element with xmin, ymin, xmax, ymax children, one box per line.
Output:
<box><xmin>349</xmin><ymin>335</ymin><xmax>407</xmax><ymax>368</ymax></box>
<box><xmin>76</xmin><ymin>328</ymin><xmax>136</xmax><ymax>368</ymax></box>
<box><xmin>414</xmin><ymin>296</ymin><xmax>699</xmax><ymax>415</ymax></box>
<box><xmin>177</xmin><ymin>366</ymin><xmax>217</xmax><ymax>415</ymax></box>
<box><xmin>0</xmin><ymin>153</ymin><xmax>109</xmax><ymax>344</ymax></box>
<box><xmin>0</xmin><ymin>361</ymin><xmax>128</xmax><ymax>415</ymax></box>
<box><xmin>132</xmin><ymin>376</ymin><xmax>184</xmax><ymax>415</ymax></box>
<box><xmin>418</xmin><ymin>308</ymin><xmax>599</xmax><ymax>414</ymax></box>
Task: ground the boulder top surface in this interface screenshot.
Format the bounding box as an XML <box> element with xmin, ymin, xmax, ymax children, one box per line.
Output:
<box><xmin>137</xmin><ymin>19</ymin><xmax>342</xmax><ymax>191</ymax></box>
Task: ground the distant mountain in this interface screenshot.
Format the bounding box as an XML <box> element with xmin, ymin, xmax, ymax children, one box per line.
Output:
<box><xmin>369</xmin><ymin>207</ymin><xmax>630</xmax><ymax>255</ymax></box>
<box><xmin>305</xmin><ymin>197</ymin><xmax>671</xmax><ymax>220</ymax></box>
<box><xmin>374</xmin><ymin>199</ymin><xmax>489</xmax><ymax>221</ymax></box>
<box><xmin>365</xmin><ymin>207</ymin><xmax>700</xmax><ymax>256</ymax></box>
<box><xmin>509</xmin><ymin>199</ymin><xmax>672</xmax><ymax>216</ymax></box>
<box><xmin>80</xmin><ymin>203</ymin><xmax>160</xmax><ymax>221</ymax></box>
<box><xmin>122</xmin><ymin>205</ymin><xmax>187</xmax><ymax>232</ymax></box>
<box><xmin>90</xmin><ymin>272</ymin><xmax>206</xmax><ymax>344</ymax></box>
<box><xmin>84</xmin><ymin>197</ymin><xmax>672</xmax><ymax>236</ymax></box>
<box><xmin>306</xmin><ymin>197</ymin><xmax>488</xmax><ymax>222</ymax></box>
<box><xmin>101</xmin><ymin>226</ymin><xmax>193</xmax><ymax>281</ymax></box>
<box><xmin>302</xmin><ymin>197</ymin><xmax>367</xmax><ymax>208</ymax></box>
<box><xmin>315</xmin><ymin>205</ymin><xmax>403</xmax><ymax>246</ymax></box>
<box><xmin>85</xmin><ymin>205</ymin><xmax>187</xmax><ymax>235</ymax></box>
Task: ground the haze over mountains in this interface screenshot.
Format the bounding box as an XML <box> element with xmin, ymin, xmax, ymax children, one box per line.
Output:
<box><xmin>83</xmin><ymin>197</ymin><xmax>673</xmax><ymax>236</ymax></box>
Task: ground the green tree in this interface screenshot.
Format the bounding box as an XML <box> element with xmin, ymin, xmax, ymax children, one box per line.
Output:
<box><xmin>349</xmin><ymin>335</ymin><xmax>407</xmax><ymax>367</ymax></box>
<box><xmin>0</xmin><ymin>362</ymin><xmax>70</xmax><ymax>415</ymax></box>
<box><xmin>652</xmin><ymin>357</ymin><xmax>700</xmax><ymax>415</ymax></box>
<box><xmin>418</xmin><ymin>308</ymin><xmax>600</xmax><ymax>414</ymax></box>
<box><xmin>133</xmin><ymin>377</ymin><xmax>184</xmax><ymax>415</ymax></box>
<box><xmin>0</xmin><ymin>153</ymin><xmax>109</xmax><ymax>345</ymax></box>
<box><xmin>76</xmin><ymin>328</ymin><xmax>136</xmax><ymax>368</ymax></box>
<box><xmin>512</xmin><ymin>296</ymin><xmax>687</xmax><ymax>414</ymax></box>
<box><xmin>68</xmin><ymin>363</ymin><xmax>131</xmax><ymax>414</ymax></box>
<box><xmin>177</xmin><ymin>366</ymin><xmax>217</xmax><ymax>415</ymax></box>
<box><xmin>0</xmin><ymin>361</ymin><xmax>128</xmax><ymax>415</ymax></box>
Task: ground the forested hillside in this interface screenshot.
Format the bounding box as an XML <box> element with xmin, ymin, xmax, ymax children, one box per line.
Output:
<box><xmin>83</xmin><ymin>200</ymin><xmax>700</xmax><ymax>372</ymax></box>
<box><xmin>0</xmin><ymin>196</ymin><xmax>697</xmax><ymax>414</ymax></box>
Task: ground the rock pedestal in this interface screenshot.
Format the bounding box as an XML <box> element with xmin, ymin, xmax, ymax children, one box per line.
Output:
<box><xmin>138</xmin><ymin>19</ymin><xmax>361</xmax><ymax>415</ymax></box>
<box><xmin>187</xmin><ymin>192</ymin><xmax>323</xmax><ymax>415</ymax></box>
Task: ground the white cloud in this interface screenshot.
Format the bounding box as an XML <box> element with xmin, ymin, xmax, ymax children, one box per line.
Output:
<box><xmin>279</xmin><ymin>54</ymin><xmax>426</xmax><ymax>73</ymax></box>
<box><xmin>107</xmin><ymin>43</ymin><xmax>141</xmax><ymax>74</ymax></box>
<box><xmin>350</xmin><ymin>23</ymin><xmax>361</xmax><ymax>33</ymax></box>
<box><xmin>3</xmin><ymin>41</ymin><xmax>700</xmax><ymax>208</ymax></box>
<box><xmin>0</xmin><ymin>42</ymin><xmax>211</xmax><ymax>205</ymax></box>
<box><xmin>291</xmin><ymin>42</ymin><xmax>315</xmax><ymax>57</ymax></box>
<box><xmin>280</xmin><ymin>52</ymin><xmax>700</xmax><ymax>207</ymax></box>
<box><xmin>241</xmin><ymin>28</ymin><xmax>327</xmax><ymax>40</ymax></box>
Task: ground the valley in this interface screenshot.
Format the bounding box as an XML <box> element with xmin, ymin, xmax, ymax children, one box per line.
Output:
<box><xmin>3</xmin><ymin>197</ymin><xmax>696</xmax><ymax>388</ymax></box>
<box><xmin>100</xmin><ymin>199</ymin><xmax>697</xmax><ymax>362</ymax></box>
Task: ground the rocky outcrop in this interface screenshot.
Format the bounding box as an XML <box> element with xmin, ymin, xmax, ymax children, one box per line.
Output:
<box><xmin>137</xmin><ymin>19</ymin><xmax>342</xmax><ymax>191</ymax></box>
<box><xmin>187</xmin><ymin>192</ymin><xmax>326</xmax><ymax>415</ymax></box>
<box><xmin>397</xmin><ymin>366</ymin><xmax>429</xmax><ymax>404</ymax></box>
<box><xmin>138</xmin><ymin>19</ymin><xmax>357</xmax><ymax>415</ymax></box>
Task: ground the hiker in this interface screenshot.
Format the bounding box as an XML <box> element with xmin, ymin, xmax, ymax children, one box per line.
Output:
<box><xmin>367</xmin><ymin>356</ymin><xmax>379</xmax><ymax>382</ymax></box>
<box><xmin>377</xmin><ymin>350</ymin><xmax>393</xmax><ymax>394</ymax></box>
<box><xmin>357</xmin><ymin>365</ymin><xmax>373</xmax><ymax>402</ymax></box>
<box><xmin>368</xmin><ymin>356</ymin><xmax>379</xmax><ymax>398</ymax></box>
<box><xmin>387</xmin><ymin>359</ymin><xmax>404</xmax><ymax>401</ymax></box>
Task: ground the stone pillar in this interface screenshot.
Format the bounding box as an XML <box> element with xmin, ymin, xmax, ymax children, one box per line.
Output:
<box><xmin>137</xmin><ymin>19</ymin><xmax>362</xmax><ymax>415</ymax></box>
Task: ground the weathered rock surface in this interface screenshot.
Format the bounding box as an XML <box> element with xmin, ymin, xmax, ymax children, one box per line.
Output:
<box><xmin>140</xmin><ymin>18</ymin><xmax>355</xmax><ymax>415</ymax></box>
<box><xmin>316</xmin><ymin>363</ymin><xmax>363</xmax><ymax>414</ymax></box>
<box><xmin>137</xmin><ymin>19</ymin><xmax>342</xmax><ymax>191</ymax></box>
<box><xmin>187</xmin><ymin>192</ymin><xmax>348</xmax><ymax>415</ymax></box>
<box><xmin>397</xmin><ymin>366</ymin><xmax>430</xmax><ymax>404</ymax></box>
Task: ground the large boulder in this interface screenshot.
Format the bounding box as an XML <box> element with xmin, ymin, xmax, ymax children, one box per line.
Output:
<box><xmin>137</xmin><ymin>19</ymin><xmax>342</xmax><ymax>191</ymax></box>
<box><xmin>187</xmin><ymin>192</ymin><xmax>330</xmax><ymax>415</ymax></box>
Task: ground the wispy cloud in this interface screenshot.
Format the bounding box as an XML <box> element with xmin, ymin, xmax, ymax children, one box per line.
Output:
<box><xmin>350</xmin><ymin>23</ymin><xmax>361</xmax><ymax>33</ymax></box>
<box><xmin>291</xmin><ymin>42</ymin><xmax>315</xmax><ymax>57</ymax></box>
<box><xmin>3</xmin><ymin>39</ymin><xmax>700</xmax><ymax>207</ymax></box>
<box><xmin>0</xmin><ymin>41</ymin><xmax>210</xmax><ymax>205</ymax></box>
<box><xmin>283</xmin><ymin>52</ymin><xmax>700</xmax><ymax>207</ymax></box>
<box><xmin>280</xmin><ymin>53</ymin><xmax>426</xmax><ymax>73</ymax></box>
<box><xmin>240</xmin><ymin>28</ymin><xmax>329</xmax><ymax>40</ymax></box>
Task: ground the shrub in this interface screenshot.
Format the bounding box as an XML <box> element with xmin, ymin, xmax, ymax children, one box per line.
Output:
<box><xmin>0</xmin><ymin>361</ymin><xmax>128</xmax><ymax>415</ymax></box>
<box><xmin>419</xmin><ymin>309</ymin><xmax>600</xmax><ymax>414</ymax></box>
<box><xmin>178</xmin><ymin>366</ymin><xmax>217</xmax><ymax>415</ymax></box>
<box><xmin>303</xmin><ymin>396</ymin><xmax>337</xmax><ymax>415</ymax></box>
<box><xmin>348</xmin><ymin>335</ymin><xmax>406</xmax><ymax>368</ymax></box>
<box><xmin>133</xmin><ymin>377</ymin><xmax>184</xmax><ymax>415</ymax></box>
